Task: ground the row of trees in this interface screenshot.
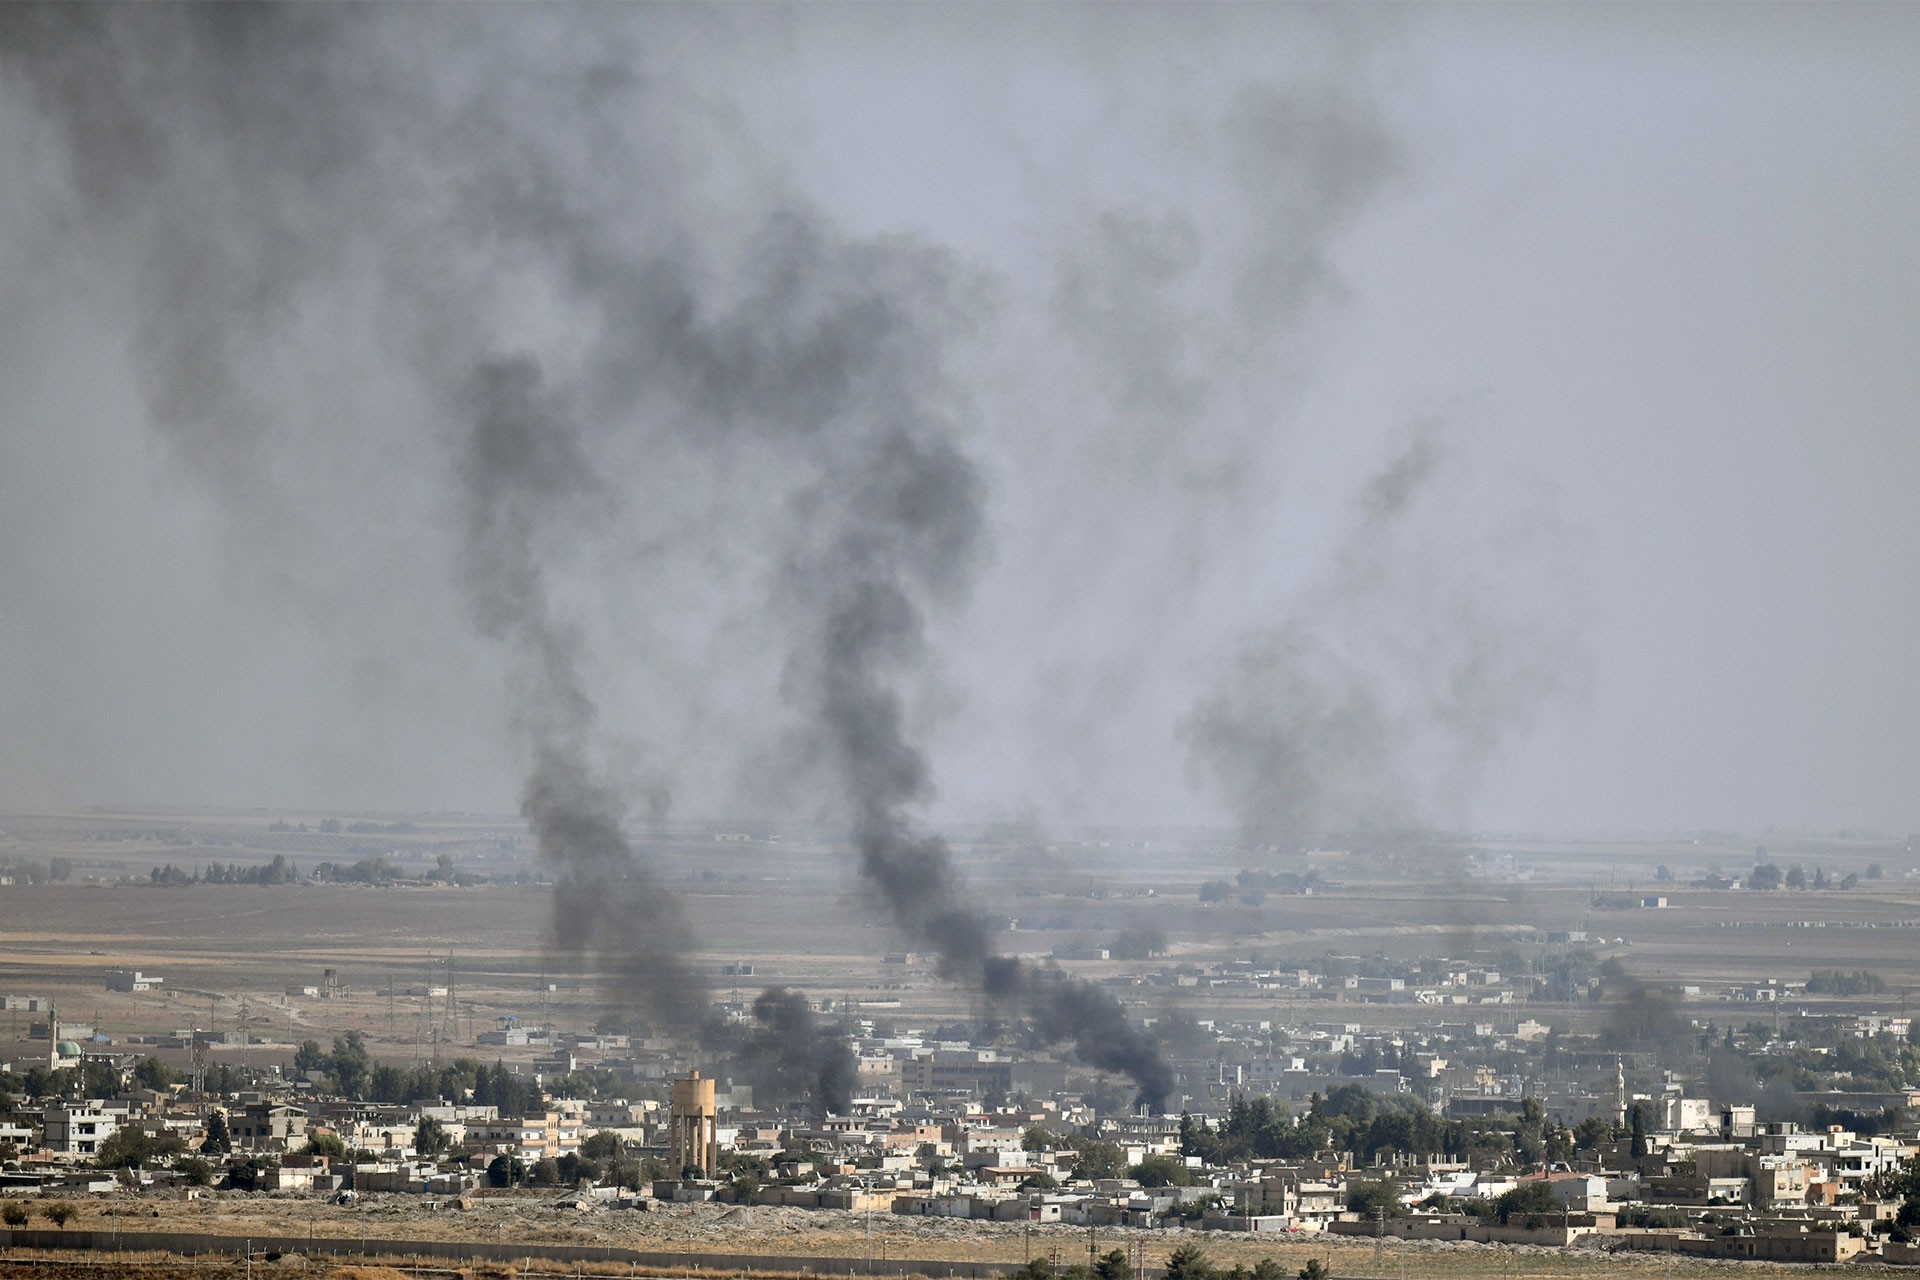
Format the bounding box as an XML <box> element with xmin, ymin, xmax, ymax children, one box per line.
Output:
<box><xmin>485</xmin><ymin>1141</ymin><xmax>663</xmax><ymax>1192</ymax></box>
<box><xmin>1805</xmin><ymin>968</ymin><xmax>1889</xmax><ymax>995</ymax></box>
<box><xmin>0</xmin><ymin>1202</ymin><xmax>76</xmax><ymax>1228</ymax></box>
<box><xmin>1013</xmin><ymin>1246</ymin><xmax>1327</xmax><ymax>1280</ymax></box>
<box><xmin>201</xmin><ymin>856</ymin><xmax>301</xmax><ymax>884</ymax></box>
<box><xmin>2</xmin><ymin>1041</ymin><xmax>550</xmax><ymax>1120</ymax></box>
<box><xmin>148</xmin><ymin>855</ymin><xmax>451</xmax><ymax>887</ymax></box>
<box><xmin>269</xmin><ymin>819</ymin><xmax>418</xmax><ymax>835</ymax></box>
<box><xmin>1174</xmin><ymin>1088</ymin><xmax>1599</xmax><ymax>1170</ymax></box>
<box><xmin>1025</xmin><ymin>1091</ymin><xmax>1606</xmax><ymax>1188</ymax></box>
<box><xmin>1346</xmin><ymin>1172</ymin><xmax>1565</xmax><ymax>1227</ymax></box>
<box><xmin>1747</xmin><ymin>863</ymin><xmax>1860</xmax><ymax>891</ymax></box>
<box><xmin>291</xmin><ymin>1035</ymin><xmax>545</xmax><ymax>1115</ymax></box>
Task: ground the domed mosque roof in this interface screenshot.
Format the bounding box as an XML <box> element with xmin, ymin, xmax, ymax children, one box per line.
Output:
<box><xmin>55</xmin><ymin>1040</ymin><xmax>83</xmax><ymax>1057</ymax></box>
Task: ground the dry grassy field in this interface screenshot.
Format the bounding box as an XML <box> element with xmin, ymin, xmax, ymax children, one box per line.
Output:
<box><xmin>0</xmin><ymin>1194</ymin><xmax>1887</xmax><ymax>1280</ymax></box>
<box><xmin>1</xmin><ymin>809</ymin><xmax>1917</xmax><ymax>1070</ymax></box>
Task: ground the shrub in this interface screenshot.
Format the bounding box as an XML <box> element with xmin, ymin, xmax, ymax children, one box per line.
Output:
<box><xmin>1165</xmin><ymin>1243</ymin><xmax>1215</xmax><ymax>1280</ymax></box>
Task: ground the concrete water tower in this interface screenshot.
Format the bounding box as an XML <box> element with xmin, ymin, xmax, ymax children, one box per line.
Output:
<box><xmin>669</xmin><ymin>1070</ymin><xmax>718</xmax><ymax>1177</ymax></box>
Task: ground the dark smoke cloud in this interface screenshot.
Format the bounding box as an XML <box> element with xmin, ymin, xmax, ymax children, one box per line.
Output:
<box><xmin>461</xmin><ymin>358</ymin><xmax>704</xmax><ymax>1029</ymax></box>
<box><xmin>947</xmin><ymin>70</ymin><xmax>1417</xmax><ymax>827</ymax></box>
<box><xmin>2</xmin><ymin>4</ymin><xmax>1167</xmax><ymax>1101</ymax></box>
<box><xmin>701</xmin><ymin>210</ymin><xmax>1177</xmax><ymax>1105</ymax></box>
<box><xmin>0</xmin><ymin>5</ymin><xmax>804</xmax><ymax>1047</ymax></box>
<box><xmin>4</xmin><ymin>3</ymin><xmax>1551</xmax><ymax>1110</ymax></box>
<box><xmin>723</xmin><ymin>988</ymin><xmax>858</xmax><ymax>1115</ymax></box>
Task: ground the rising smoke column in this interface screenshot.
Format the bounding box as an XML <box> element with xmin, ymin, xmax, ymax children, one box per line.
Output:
<box><xmin>0</xmin><ymin>7</ymin><xmax>828</xmax><ymax>1066</ymax></box>
<box><xmin>0</xmin><ymin>4</ymin><xmax>721</xmax><ymax>1036</ymax></box>
<box><xmin>1183</xmin><ymin>417</ymin><xmax>1582</xmax><ymax>845</ymax></box>
<box><xmin>1</xmin><ymin>5</ymin><xmax>1168</xmax><ymax>1104</ymax></box>
<box><xmin>731</xmin><ymin>988</ymin><xmax>857</xmax><ymax>1115</ymax></box>
<box><xmin>460</xmin><ymin>358</ymin><xmax>708</xmax><ymax>1030</ymax></box>
<box><xmin>766</xmin><ymin>265</ymin><xmax>1173</xmax><ymax>1105</ymax></box>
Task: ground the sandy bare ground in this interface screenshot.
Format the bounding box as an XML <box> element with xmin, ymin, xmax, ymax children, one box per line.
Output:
<box><xmin>34</xmin><ymin>1193</ymin><xmax>1882</xmax><ymax>1280</ymax></box>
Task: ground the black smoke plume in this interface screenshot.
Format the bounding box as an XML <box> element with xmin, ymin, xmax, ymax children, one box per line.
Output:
<box><xmin>0</xmin><ymin>6</ymin><xmax>843</xmax><ymax>1063</ymax></box>
<box><xmin>724</xmin><ymin>988</ymin><xmax>858</xmax><ymax>1115</ymax></box>
<box><xmin>779</xmin><ymin>374</ymin><xmax>1172</xmax><ymax>1106</ymax></box>
<box><xmin>2</xmin><ymin>4</ymin><xmax>1170</xmax><ymax>1104</ymax></box>
<box><xmin>461</xmin><ymin>358</ymin><xmax>707</xmax><ymax>1030</ymax></box>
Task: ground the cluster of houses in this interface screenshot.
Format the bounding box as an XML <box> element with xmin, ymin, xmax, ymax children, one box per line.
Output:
<box><xmin>10</xmin><ymin>947</ymin><xmax>1920</xmax><ymax>1270</ymax></box>
<box><xmin>5</xmin><ymin>1062</ymin><xmax>1920</xmax><ymax>1267</ymax></box>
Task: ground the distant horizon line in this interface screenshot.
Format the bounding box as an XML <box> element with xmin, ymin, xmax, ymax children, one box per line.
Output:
<box><xmin>3</xmin><ymin>803</ymin><xmax>1912</xmax><ymax>848</ymax></box>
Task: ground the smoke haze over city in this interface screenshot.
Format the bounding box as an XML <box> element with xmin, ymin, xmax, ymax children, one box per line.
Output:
<box><xmin>1</xmin><ymin>4</ymin><xmax>1917</xmax><ymax>842</ymax></box>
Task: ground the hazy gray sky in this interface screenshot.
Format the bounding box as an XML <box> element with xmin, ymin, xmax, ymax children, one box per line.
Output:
<box><xmin>1</xmin><ymin>4</ymin><xmax>1915</xmax><ymax>838</ymax></box>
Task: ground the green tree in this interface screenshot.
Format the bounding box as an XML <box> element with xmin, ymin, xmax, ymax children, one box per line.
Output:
<box><xmin>486</xmin><ymin>1154</ymin><xmax>523</xmax><ymax>1187</ymax></box>
<box><xmin>226</xmin><ymin>1156</ymin><xmax>272</xmax><ymax>1191</ymax></box>
<box><xmin>414</xmin><ymin>1115</ymin><xmax>450</xmax><ymax>1158</ymax></box>
<box><xmin>1492</xmin><ymin>1180</ymin><xmax>1559</xmax><ymax>1224</ymax></box>
<box><xmin>1250</xmin><ymin>1261</ymin><xmax>1287</xmax><ymax>1280</ymax></box>
<box><xmin>1071</xmin><ymin>1140</ymin><xmax>1128</xmax><ymax>1181</ymax></box>
<box><xmin>1572</xmin><ymin>1116</ymin><xmax>1616</xmax><ymax>1151</ymax></box>
<box><xmin>201</xmin><ymin>1110</ymin><xmax>231</xmax><ymax>1155</ymax></box>
<box><xmin>584</xmin><ymin>1130</ymin><xmax>632</xmax><ymax>1183</ymax></box>
<box><xmin>80</xmin><ymin>1060</ymin><xmax>120</xmax><ymax>1099</ymax></box>
<box><xmin>1023</xmin><ymin>1125</ymin><xmax>1058</xmax><ymax>1152</ymax></box>
<box><xmin>1513</xmin><ymin>1097</ymin><xmax>1549</xmax><ymax>1165</ymax></box>
<box><xmin>1133</xmin><ymin>1154</ymin><xmax>1193</xmax><ymax>1187</ymax></box>
<box><xmin>580</xmin><ymin>1131</ymin><xmax>627</xmax><ymax>1163</ymax></box>
<box><xmin>1345</xmin><ymin>1177</ymin><xmax>1400</xmax><ymax>1219</ymax></box>
<box><xmin>1297</xmin><ymin>1262</ymin><xmax>1330</xmax><ymax>1280</ymax></box>
<box><xmin>133</xmin><ymin>1057</ymin><xmax>174</xmax><ymax>1091</ymax></box>
<box><xmin>1165</xmin><ymin>1243</ymin><xmax>1215</xmax><ymax>1280</ymax></box>
<box><xmin>1093</xmin><ymin>1250</ymin><xmax>1129</xmax><ymax>1280</ymax></box>
<box><xmin>1749</xmin><ymin>863</ymin><xmax>1783</xmax><ymax>891</ymax></box>
<box><xmin>96</xmin><ymin>1126</ymin><xmax>182</xmax><ymax>1169</ymax></box>
<box><xmin>328</xmin><ymin>1032</ymin><xmax>371</xmax><ymax>1097</ymax></box>
<box><xmin>303</xmin><ymin>1132</ymin><xmax>349</xmax><ymax>1162</ymax></box>
<box><xmin>40</xmin><ymin>1202</ymin><xmax>75</xmax><ymax>1228</ymax></box>
<box><xmin>1</xmin><ymin>1203</ymin><xmax>28</xmax><ymax>1226</ymax></box>
<box><xmin>176</xmin><ymin>1156</ymin><xmax>213</xmax><ymax>1187</ymax></box>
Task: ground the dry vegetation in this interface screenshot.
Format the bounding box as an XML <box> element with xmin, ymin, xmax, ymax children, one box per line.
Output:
<box><xmin>4</xmin><ymin>812</ymin><xmax>1917</xmax><ymax>1070</ymax></box>
<box><xmin>0</xmin><ymin>1197</ymin><xmax>1894</xmax><ymax>1280</ymax></box>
